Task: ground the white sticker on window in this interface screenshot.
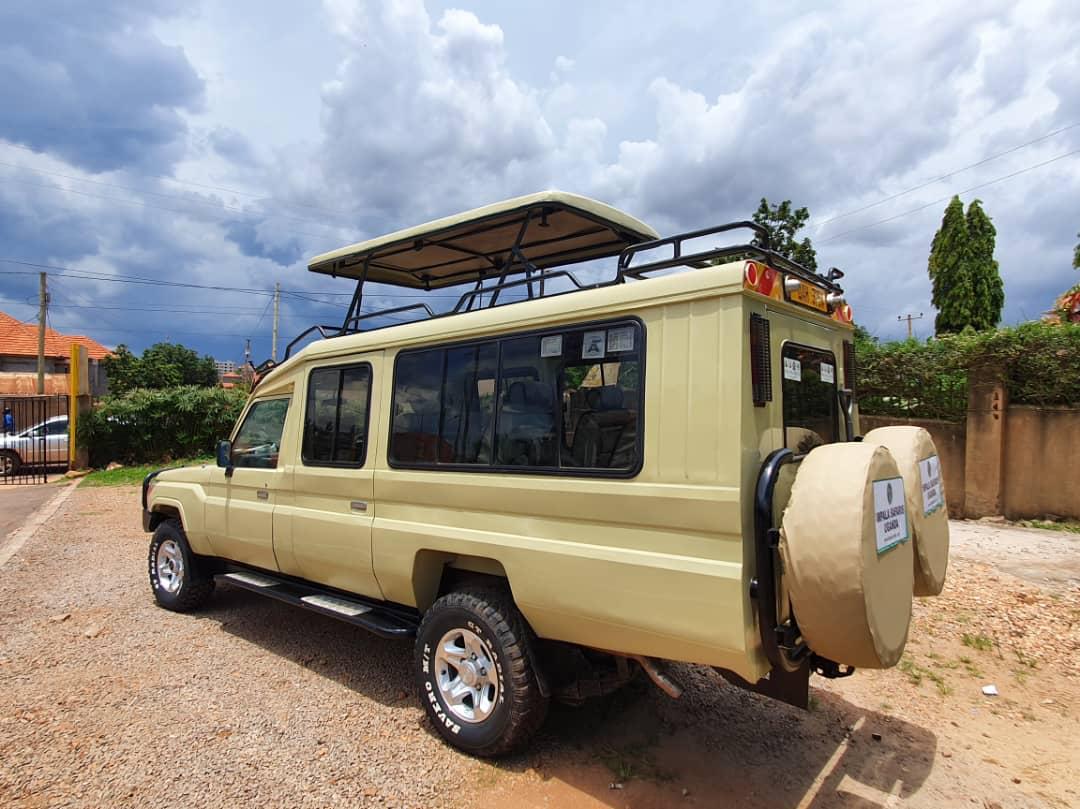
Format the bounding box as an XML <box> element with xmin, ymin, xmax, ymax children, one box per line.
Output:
<box><xmin>872</xmin><ymin>477</ymin><xmax>909</xmax><ymax>554</ymax></box>
<box><xmin>918</xmin><ymin>454</ymin><xmax>943</xmax><ymax>516</ymax></box>
<box><xmin>820</xmin><ymin>363</ymin><xmax>835</xmax><ymax>384</ymax></box>
<box><xmin>540</xmin><ymin>335</ymin><xmax>563</xmax><ymax>358</ymax></box>
<box><xmin>783</xmin><ymin>357</ymin><xmax>802</xmax><ymax>381</ymax></box>
<box><xmin>606</xmin><ymin>325</ymin><xmax>635</xmax><ymax>353</ymax></box>
<box><xmin>582</xmin><ymin>330</ymin><xmax>606</xmax><ymax>360</ymax></box>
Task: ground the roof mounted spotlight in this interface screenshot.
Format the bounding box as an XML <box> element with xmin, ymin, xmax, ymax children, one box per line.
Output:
<box><xmin>826</xmin><ymin>292</ymin><xmax>846</xmax><ymax>307</ymax></box>
<box><xmin>783</xmin><ymin>276</ymin><xmax>801</xmax><ymax>294</ymax></box>
<box><xmin>826</xmin><ymin>267</ymin><xmax>845</xmax><ymax>283</ymax></box>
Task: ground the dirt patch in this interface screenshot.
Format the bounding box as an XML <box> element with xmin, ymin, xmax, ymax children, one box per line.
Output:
<box><xmin>1</xmin><ymin>494</ymin><xmax>1077</xmax><ymax>808</ymax></box>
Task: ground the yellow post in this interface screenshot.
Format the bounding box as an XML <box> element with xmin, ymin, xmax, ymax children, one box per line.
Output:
<box><xmin>69</xmin><ymin>344</ymin><xmax>89</xmax><ymax>468</ymax></box>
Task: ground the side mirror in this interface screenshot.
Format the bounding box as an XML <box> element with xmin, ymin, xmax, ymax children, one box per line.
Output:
<box><xmin>216</xmin><ymin>440</ymin><xmax>233</xmax><ymax>469</ymax></box>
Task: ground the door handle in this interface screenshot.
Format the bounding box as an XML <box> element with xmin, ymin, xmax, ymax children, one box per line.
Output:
<box><xmin>257</xmin><ymin>489</ymin><xmax>269</xmax><ymax>500</ymax></box>
<box><xmin>350</xmin><ymin>500</ymin><xmax>368</xmax><ymax>512</ymax></box>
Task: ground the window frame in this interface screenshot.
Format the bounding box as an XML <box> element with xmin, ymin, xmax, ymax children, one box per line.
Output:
<box><xmin>301</xmin><ymin>361</ymin><xmax>374</xmax><ymax>469</ymax></box>
<box><xmin>780</xmin><ymin>341</ymin><xmax>839</xmax><ymax>451</ymax></box>
<box><xmin>388</xmin><ymin>316</ymin><xmax>646</xmax><ymax>479</ymax></box>
<box><xmin>230</xmin><ymin>395</ymin><xmax>292</xmax><ymax>470</ymax></box>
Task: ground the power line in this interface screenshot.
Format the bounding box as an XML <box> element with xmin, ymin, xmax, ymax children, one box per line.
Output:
<box><xmin>819</xmin><ymin>148</ymin><xmax>1080</xmax><ymax>244</ymax></box>
<box><xmin>813</xmin><ymin>121</ymin><xmax>1080</xmax><ymax>229</ymax></box>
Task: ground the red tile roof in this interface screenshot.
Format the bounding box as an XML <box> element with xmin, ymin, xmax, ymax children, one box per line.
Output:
<box><xmin>0</xmin><ymin>310</ymin><xmax>112</xmax><ymax>361</ymax></box>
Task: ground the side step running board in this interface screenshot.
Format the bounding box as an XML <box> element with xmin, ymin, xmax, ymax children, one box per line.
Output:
<box><xmin>216</xmin><ymin>570</ymin><xmax>419</xmax><ymax>638</ymax></box>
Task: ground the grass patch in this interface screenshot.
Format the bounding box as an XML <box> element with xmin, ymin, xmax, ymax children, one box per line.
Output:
<box><xmin>898</xmin><ymin>657</ymin><xmax>953</xmax><ymax>696</ymax></box>
<box><xmin>961</xmin><ymin>633</ymin><xmax>994</xmax><ymax>652</ymax></box>
<box><xmin>958</xmin><ymin>656</ymin><xmax>983</xmax><ymax>678</ymax></box>
<box><xmin>1019</xmin><ymin>519</ymin><xmax>1080</xmax><ymax>534</ymax></box>
<box><xmin>80</xmin><ymin>457</ymin><xmax>212</xmax><ymax>487</ymax></box>
<box><xmin>1013</xmin><ymin>649</ymin><xmax>1039</xmax><ymax>670</ymax></box>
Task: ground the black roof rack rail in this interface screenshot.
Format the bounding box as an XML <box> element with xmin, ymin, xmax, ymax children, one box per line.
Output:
<box><xmin>273</xmin><ymin>219</ymin><xmax>845</xmax><ymax>365</ymax></box>
<box><xmin>616</xmin><ymin>221</ymin><xmax>842</xmax><ymax>292</ymax></box>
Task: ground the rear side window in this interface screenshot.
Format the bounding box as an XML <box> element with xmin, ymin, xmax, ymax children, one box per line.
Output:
<box><xmin>390</xmin><ymin>320</ymin><xmax>643</xmax><ymax>475</ymax></box>
<box><xmin>781</xmin><ymin>344</ymin><xmax>837</xmax><ymax>452</ymax></box>
<box><xmin>303</xmin><ymin>364</ymin><xmax>372</xmax><ymax>467</ymax></box>
<box><xmin>232</xmin><ymin>398</ymin><xmax>290</xmax><ymax>469</ymax></box>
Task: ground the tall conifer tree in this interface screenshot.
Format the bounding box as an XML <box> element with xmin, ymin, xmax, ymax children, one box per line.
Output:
<box><xmin>965</xmin><ymin>200</ymin><xmax>1004</xmax><ymax>330</ymax></box>
<box><xmin>928</xmin><ymin>196</ymin><xmax>973</xmax><ymax>334</ymax></box>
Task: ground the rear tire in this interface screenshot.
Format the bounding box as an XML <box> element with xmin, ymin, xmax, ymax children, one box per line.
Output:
<box><xmin>148</xmin><ymin>518</ymin><xmax>214</xmax><ymax>612</ymax></box>
<box><xmin>415</xmin><ymin>588</ymin><xmax>548</xmax><ymax>756</ymax></box>
<box><xmin>0</xmin><ymin>450</ymin><xmax>20</xmax><ymax>477</ymax></box>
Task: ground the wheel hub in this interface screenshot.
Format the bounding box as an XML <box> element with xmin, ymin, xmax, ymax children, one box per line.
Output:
<box><xmin>433</xmin><ymin>627</ymin><xmax>499</xmax><ymax>724</ymax></box>
<box><xmin>155</xmin><ymin>539</ymin><xmax>184</xmax><ymax>594</ymax></box>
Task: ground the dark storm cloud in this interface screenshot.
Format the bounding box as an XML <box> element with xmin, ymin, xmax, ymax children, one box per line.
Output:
<box><xmin>0</xmin><ymin>0</ymin><xmax>204</xmax><ymax>174</ymax></box>
<box><xmin>225</xmin><ymin>219</ymin><xmax>304</xmax><ymax>267</ymax></box>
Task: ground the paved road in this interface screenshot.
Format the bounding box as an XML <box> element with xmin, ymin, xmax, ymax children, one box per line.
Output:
<box><xmin>949</xmin><ymin>519</ymin><xmax>1080</xmax><ymax>593</ymax></box>
<box><xmin>0</xmin><ymin>485</ymin><xmax>60</xmax><ymax>545</ymax></box>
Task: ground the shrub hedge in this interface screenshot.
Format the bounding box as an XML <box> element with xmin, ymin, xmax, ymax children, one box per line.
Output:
<box><xmin>857</xmin><ymin>321</ymin><xmax>1080</xmax><ymax>421</ymax></box>
<box><xmin>80</xmin><ymin>386</ymin><xmax>248</xmax><ymax>466</ymax></box>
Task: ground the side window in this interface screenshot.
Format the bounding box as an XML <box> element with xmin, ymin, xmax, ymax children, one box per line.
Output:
<box><xmin>303</xmin><ymin>364</ymin><xmax>372</xmax><ymax>467</ymax></box>
<box><xmin>390</xmin><ymin>349</ymin><xmax>445</xmax><ymax>464</ymax></box>
<box><xmin>781</xmin><ymin>345</ymin><xmax>837</xmax><ymax>452</ymax></box>
<box><xmin>441</xmin><ymin>343</ymin><xmax>497</xmax><ymax>464</ymax></box>
<box><xmin>46</xmin><ymin>419</ymin><xmax>69</xmax><ymax>436</ymax></box>
<box><xmin>495</xmin><ymin>336</ymin><xmax>558</xmax><ymax>467</ymax></box>
<box><xmin>390</xmin><ymin>320</ymin><xmax>644</xmax><ymax>475</ymax></box>
<box><xmin>232</xmin><ymin>398</ymin><xmax>290</xmax><ymax>469</ymax></box>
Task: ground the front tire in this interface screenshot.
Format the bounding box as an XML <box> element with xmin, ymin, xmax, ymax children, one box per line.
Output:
<box><xmin>148</xmin><ymin>518</ymin><xmax>214</xmax><ymax>612</ymax></box>
<box><xmin>415</xmin><ymin>588</ymin><xmax>548</xmax><ymax>756</ymax></box>
<box><xmin>0</xmin><ymin>450</ymin><xmax>20</xmax><ymax>477</ymax></box>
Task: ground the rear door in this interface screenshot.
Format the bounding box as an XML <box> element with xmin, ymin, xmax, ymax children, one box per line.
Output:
<box><xmin>45</xmin><ymin>417</ymin><xmax>68</xmax><ymax>464</ymax></box>
<box><xmin>279</xmin><ymin>353</ymin><xmax>382</xmax><ymax>598</ymax></box>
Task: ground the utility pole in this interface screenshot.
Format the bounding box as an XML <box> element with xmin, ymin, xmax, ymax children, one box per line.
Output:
<box><xmin>271</xmin><ymin>282</ymin><xmax>280</xmax><ymax>362</ymax></box>
<box><xmin>898</xmin><ymin>312</ymin><xmax>924</xmax><ymax>340</ymax></box>
<box><xmin>37</xmin><ymin>272</ymin><xmax>47</xmax><ymax>394</ymax></box>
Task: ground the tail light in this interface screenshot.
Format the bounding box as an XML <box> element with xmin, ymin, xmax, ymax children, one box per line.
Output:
<box><xmin>843</xmin><ymin>339</ymin><xmax>856</xmax><ymax>393</ymax></box>
<box><xmin>750</xmin><ymin>314</ymin><xmax>772</xmax><ymax>406</ymax></box>
<box><xmin>744</xmin><ymin>262</ymin><xmax>779</xmax><ymax>299</ymax></box>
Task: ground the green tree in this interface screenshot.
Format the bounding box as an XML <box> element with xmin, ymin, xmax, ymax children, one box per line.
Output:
<box><xmin>103</xmin><ymin>342</ymin><xmax>219</xmax><ymax>395</ymax></box>
<box><xmin>965</xmin><ymin>200</ymin><xmax>1004</xmax><ymax>330</ymax></box>
<box><xmin>752</xmin><ymin>198</ymin><xmax>818</xmax><ymax>270</ymax></box>
<box><xmin>1073</xmin><ymin>231</ymin><xmax>1079</xmax><ymax>270</ymax></box>
<box><xmin>929</xmin><ymin>197</ymin><xmax>971</xmax><ymax>334</ymax></box>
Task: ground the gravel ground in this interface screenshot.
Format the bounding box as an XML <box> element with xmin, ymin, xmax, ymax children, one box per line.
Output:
<box><xmin>0</xmin><ymin>486</ymin><xmax>461</xmax><ymax>808</ymax></box>
<box><xmin>1</xmin><ymin>487</ymin><xmax>1077</xmax><ymax>808</ymax></box>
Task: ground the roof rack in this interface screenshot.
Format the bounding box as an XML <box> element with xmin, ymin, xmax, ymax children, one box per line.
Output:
<box><xmin>279</xmin><ymin>197</ymin><xmax>840</xmax><ymax>361</ymax></box>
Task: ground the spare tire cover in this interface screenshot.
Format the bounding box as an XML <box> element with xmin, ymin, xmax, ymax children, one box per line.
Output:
<box><xmin>779</xmin><ymin>443</ymin><xmax>913</xmax><ymax>669</ymax></box>
<box><xmin>863</xmin><ymin>426</ymin><xmax>950</xmax><ymax>596</ymax></box>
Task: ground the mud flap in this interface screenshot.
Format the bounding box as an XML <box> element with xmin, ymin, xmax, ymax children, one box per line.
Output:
<box><xmin>716</xmin><ymin>661</ymin><xmax>810</xmax><ymax>710</ymax></box>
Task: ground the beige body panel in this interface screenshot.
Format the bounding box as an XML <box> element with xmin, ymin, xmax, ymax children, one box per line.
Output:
<box><xmin>274</xmin><ymin>353</ymin><xmax>385</xmax><ymax>598</ymax></box>
<box><xmin>148</xmin><ymin>261</ymin><xmax>856</xmax><ymax>683</ymax></box>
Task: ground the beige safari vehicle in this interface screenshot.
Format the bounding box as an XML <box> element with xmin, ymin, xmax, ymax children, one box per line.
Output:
<box><xmin>142</xmin><ymin>191</ymin><xmax>950</xmax><ymax>756</ymax></box>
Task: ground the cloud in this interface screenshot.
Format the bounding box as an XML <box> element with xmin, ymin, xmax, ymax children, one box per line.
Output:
<box><xmin>0</xmin><ymin>0</ymin><xmax>204</xmax><ymax>174</ymax></box>
<box><xmin>2</xmin><ymin>0</ymin><xmax>1080</xmax><ymax>362</ymax></box>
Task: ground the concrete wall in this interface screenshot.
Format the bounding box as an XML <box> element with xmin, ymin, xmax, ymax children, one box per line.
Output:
<box><xmin>861</xmin><ymin>401</ymin><xmax>1080</xmax><ymax>521</ymax></box>
<box><xmin>1003</xmin><ymin>406</ymin><xmax>1080</xmax><ymax>520</ymax></box>
<box><xmin>861</xmin><ymin>415</ymin><xmax>967</xmax><ymax>518</ymax></box>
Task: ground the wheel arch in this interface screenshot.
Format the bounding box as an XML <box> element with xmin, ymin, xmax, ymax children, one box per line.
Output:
<box><xmin>412</xmin><ymin>550</ymin><xmax>510</xmax><ymax>612</ymax></box>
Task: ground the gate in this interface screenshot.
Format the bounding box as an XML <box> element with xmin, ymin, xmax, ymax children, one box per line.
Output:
<box><xmin>0</xmin><ymin>395</ymin><xmax>69</xmax><ymax>484</ymax></box>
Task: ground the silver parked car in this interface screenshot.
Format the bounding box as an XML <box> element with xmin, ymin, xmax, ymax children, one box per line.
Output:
<box><xmin>0</xmin><ymin>415</ymin><xmax>69</xmax><ymax>476</ymax></box>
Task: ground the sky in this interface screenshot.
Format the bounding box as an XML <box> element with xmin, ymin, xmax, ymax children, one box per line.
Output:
<box><xmin>0</xmin><ymin>0</ymin><xmax>1078</xmax><ymax>364</ymax></box>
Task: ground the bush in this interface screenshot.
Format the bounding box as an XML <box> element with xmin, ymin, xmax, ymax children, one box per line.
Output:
<box><xmin>857</xmin><ymin>321</ymin><xmax>1080</xmax><ymax>421</ymax></box>
<box><xmin>80</xmin><ymin>386</ymin><xmax>248</xmax><ymax>466</ymax></box>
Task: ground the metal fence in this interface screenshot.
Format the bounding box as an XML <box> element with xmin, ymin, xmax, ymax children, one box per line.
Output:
<box><xmin>0</xmin><ymin>395</ymin><xmax>69</xmax><ymax>484</ymax></box>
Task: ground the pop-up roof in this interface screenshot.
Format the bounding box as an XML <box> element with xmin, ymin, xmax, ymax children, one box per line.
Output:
<box><xmin>307</xmin><ymin>191</ymin><xmax>659</xmax><ymax>290</ymax></box>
